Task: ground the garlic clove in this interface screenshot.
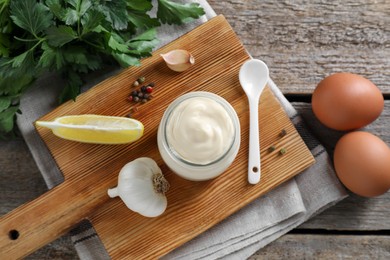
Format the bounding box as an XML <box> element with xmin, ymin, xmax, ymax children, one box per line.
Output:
<box><xmin>140</xmin><ymin>195</ymin><xmax>167</xmax><ymax>218</ymax></box>
<box><xmin>160</xmin><ymin>49</ymin><xmax>195</xmax><ymax>72</ymax></box>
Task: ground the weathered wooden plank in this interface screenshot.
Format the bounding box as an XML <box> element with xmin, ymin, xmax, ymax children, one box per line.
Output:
<box><xmin>0</xmin><ymin>139</ymin><xmax>46</xmax><ymax>213</ymax></box>
<box><xmin>0</xmin><ymin>139</ymin><xmax>79</xmax><ymax>259</ymax></box>
<box><xmin>26</xmin><ymin>236</ymin><xmax>78</xmax><ymax>260</ymax></box>
<box><xmin>302</xmin><ymin>192</ymin><xmax>390</xmax><ymax>230</ymax></box>
<box><xmin>208</xmin><ymin>0</ymin><xmax>390</xmax><ymax>95</ymax></box>
<box><xmin>249</xmin><ymin>234</ymin><xmax>390</xmax><ymax>259</ymax></box>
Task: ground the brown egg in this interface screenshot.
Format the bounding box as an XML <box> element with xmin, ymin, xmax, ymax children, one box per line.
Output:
<box><xmin>312</xmin><ymin>73</ymin><xmax>384</xmax><ymax>131</ymax></box>
<box><xmin>334</xmin><ymin>131</ymin><xmax>390</xmax><ymax>197</ymax></box>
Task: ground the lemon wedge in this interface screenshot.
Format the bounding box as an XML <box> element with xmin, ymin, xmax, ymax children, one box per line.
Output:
<box><xmin>36</xmin><ymin>115</ymin><xmax>144</xmax><ymax>144</ymax></box>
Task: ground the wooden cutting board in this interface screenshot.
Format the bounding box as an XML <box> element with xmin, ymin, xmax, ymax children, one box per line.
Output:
<box><xmin>0</xmin><ymin>15</ymin><xmax>315</xmax><ymax>259</ymax></box>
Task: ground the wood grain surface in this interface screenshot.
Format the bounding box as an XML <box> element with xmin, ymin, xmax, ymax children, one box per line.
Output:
<box><xmin>250</xmin><ymin>234</ymin><xmax>390</xmax><ymax>259</ymax></box>
<box><xmin>210</xmin><ymin>0</ymin><xmax>390</xmax><ymax>95</ymax></box>
<box><xmin>1</xmin><ymin>0</ymin><xmax>389</xmax><ymax>259</ymax></box>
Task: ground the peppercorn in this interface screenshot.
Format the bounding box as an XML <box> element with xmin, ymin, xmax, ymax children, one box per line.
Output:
<box><xmin>279</xmin><ymin>148</ymin><xmax>287</xmax><ymax>155</ymax></box>
<box><xmin>127</xmin><ymin>95</ymin><xmax>134</xmax><ymax>102</ymax></box>
<box><xmin>138</xmin><ymin>92</ymin><xmax>144</xmax><ymax>98</ymax></box>
<box><xmin>140</xmin><ymin>86</ymin><xmax>147</xmax><ymax>93</ymax></box>
<box><xmin>133</xmin><ymin>96</ymin><xmax>140</xmax><ymax>102</ymax></box>
<box><xmin>138</xmin><ymin>77</ymin><xmax>145</xmax><ymax>83</ymax></box>
<box><xmin>146</xmin><ymin>86</ymin><xmax>153</xmax><ymax>93</ymax></box>
<box><xmin>147</xmin><ymin>82</ymin><xmax>155</xmax><ymax>87</ymax></box>
<box><xmin>279</xmin><ymin>129</ymin><xmax>287</xmax><ymax>138</ymax></box>
<box><xmin>141</xmin><ymin>98</ymin><xmax>148</xmax><ymax>103</ymax></box>
<box><xmin>268</xmin><ymin>145</ymin><xmax>276</xmax><ymax>153</ymax></box>
<box><xmin>132</xmin><ymin>80</ymin><xmax>139</xmax><ymax>87</ymax></box>
<box><xmin>143</xmin><ymin>93</ymin><xmax>150</xmax><ymax>100</ymax></box>
<box><xmin>131</xmin><ymin>90</ymin><xmax>138</xmax><ymax>96</ymax></box>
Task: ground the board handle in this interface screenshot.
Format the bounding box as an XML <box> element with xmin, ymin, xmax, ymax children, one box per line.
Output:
<box><xmin>0</xmin><ymin>182</ymin><xmax>103</xmax><ymax>258</ymax></box>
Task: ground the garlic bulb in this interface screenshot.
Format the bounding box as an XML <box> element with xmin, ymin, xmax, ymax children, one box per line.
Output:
<box><xmin>108</xmin><ymin>157</ymin><xmax>170</xmax><ymax>217</ymax></box>
<box><xmin>161</xmin><ymin>49</ymin><xmax>195</xmax><ymax>72</ymax></box>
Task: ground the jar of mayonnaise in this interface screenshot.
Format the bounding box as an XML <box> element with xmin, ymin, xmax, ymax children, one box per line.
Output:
<box><xmin>157</xmin><ymin>92</ymin><xmax>240</xmax><ymax>181</ymax></box>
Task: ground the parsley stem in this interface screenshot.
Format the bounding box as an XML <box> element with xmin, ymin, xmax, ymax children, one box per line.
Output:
<box><xmin>84</xmin><ymin>40</ymin><xmax>104</xmax><ymax>50</ymax></box>
<box><xmin>14</xmin><ymin>37</ymin><xmax>45</xmax><ymax>52</ymax></box>
<box><xmin>14</xmin><ymin>36</ymin><xmax>39</xmax><ymax>42</ymax></box>
<box><xmin>27</xmin><ymin>38</ymin><xmax>46</xmax><ymax>53</ymax></box>
<box><xmin>0</xmin><ymin>0</ymin><xmax>9</xmax><ymax>15</ymax></box>
<box><xmin>76</xmin><ymin>0</ymin><xmax>81</xmax><ymax>36</ymax></box>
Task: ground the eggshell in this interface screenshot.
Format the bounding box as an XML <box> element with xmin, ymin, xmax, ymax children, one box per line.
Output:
<box><xmin>312</xmin><ymin>73</ymin><xmax>384</xmax><ymax>131</ymax></box>
<box><xmin>334</xmin><ymin>131</ymin><xmax>390</xmax><ymax>197</ymax></box>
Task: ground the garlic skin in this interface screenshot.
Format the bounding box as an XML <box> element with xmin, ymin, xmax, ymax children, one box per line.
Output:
<box><xmin>161</xmin><ymin>49</ymin><xmax>195</xmax><ymax>72</ymax></box>
<box><xmin>108</xmin><ymin>157</ymin><xmax>169</xmax><ymax>218</ymax></box>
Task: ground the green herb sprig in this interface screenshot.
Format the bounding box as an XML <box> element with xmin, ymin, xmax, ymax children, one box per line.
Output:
<box><xmin>0</xmin><ymin>0</ymin><xmax>204</xmax><ymax>137</ymax></box>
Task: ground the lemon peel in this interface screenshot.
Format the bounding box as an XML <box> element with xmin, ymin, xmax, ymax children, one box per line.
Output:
<box><xmin>36</xmin><ymin>115</ymin><xmax>144</xmax><ymax>144</ymax></box>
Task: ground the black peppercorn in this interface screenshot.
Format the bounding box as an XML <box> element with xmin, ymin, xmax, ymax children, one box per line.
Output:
<box><xmin>131</xmin><ymin>90</ymin><xmax>138</xmax><ymax>96</ymax></box>
<box><xmin>140</xmin><ymin>86</ymin><xmax>147</xmax><ymax>93</ymax></box>
<box><xmin>138</xmin><ymin>92</ymin><xmax>144</xmax><ymax>98</ymax></box>
<box><xmin>279</xmin><ymin>129</ymin><xmax>287</xmax><ymax>138</ymax></box>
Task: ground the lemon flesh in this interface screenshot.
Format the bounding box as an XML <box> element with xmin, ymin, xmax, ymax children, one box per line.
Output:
<box><xmin>36</xmin><ymin>115</ymin><xmax>144</xmax><ymax>144</ymax></box>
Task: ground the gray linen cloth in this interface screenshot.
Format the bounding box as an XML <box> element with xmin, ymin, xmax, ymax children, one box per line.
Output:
<box><xmin>16</xmin><ymin>1</ymin><xmax>348</xmax><ymax>259</ymax></box>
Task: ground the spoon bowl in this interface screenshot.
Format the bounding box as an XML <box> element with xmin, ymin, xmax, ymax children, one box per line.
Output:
<box><xmin>239</xmin><ymin>59</ymin><xmax>269</xmax><ymax>184</ymax></box>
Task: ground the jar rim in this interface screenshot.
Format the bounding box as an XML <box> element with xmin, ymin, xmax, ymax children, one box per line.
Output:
<box><xmin>160</xmin><ymin>91</ymin><xmax>239</xmax><ymax>167</ymax></box>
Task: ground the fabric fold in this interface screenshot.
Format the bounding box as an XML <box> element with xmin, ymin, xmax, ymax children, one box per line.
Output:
<box><xmin>163</xmin><ymin>181</ymin><xmax>306</xmax><ymax>259</ymax></box>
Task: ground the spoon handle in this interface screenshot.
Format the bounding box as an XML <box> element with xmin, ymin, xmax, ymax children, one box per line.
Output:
<box><xmin>248</xmin><ymin>98</ymin><xmax>261</xmax><ymax>184</ymax></box>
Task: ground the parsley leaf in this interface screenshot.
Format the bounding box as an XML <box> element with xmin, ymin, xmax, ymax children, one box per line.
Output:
<box><xmin>63</xmin><ymin>46</ymin><xmax>89</xmax><ymax>65</ymax></box>
<box><xmin>0</xmin><ymin>33</ymin><xmax>10</xmax><ymax>57</ymax></box>
<box><xmin>111</xmin><ymin>52</ymin><xmax>141</xmax><ymax>67</ymax></box>
<box><xmin>0</xmin><ymin>105</ymin><xmax>19</xmax><ymax>133</ymax></box>
<box><xmin>97</xmin><ymin>0</ymin><xmax>128</xmax><ymax>31</ymax></box>
<box><xmin>126</xmin><ymin>0</ymin><xmax>153</xmax><ymax>11</ymax></box>
<box><xmin>127</xmin><ymin>29</ymin><xmax>158</xmax><ymax>56</ymax></box>
<box><xmin>157</xmin><ymin>0</ymin><xmax>205</xmax><ymax>25</ymax></box>
<box><xmin>45</xmin><ymin>0</ymin><xmax>66</xmax><ymax>21</ymax></box>
<box><xmin>46</xmin><ymin>25</ymin><xmax>77</xmax><ymax>47</ymax></box>
<box><xmin>38</xmin><ymin>42</ymin><xmax>67</xmax><ymax>70</ymax></box>
<box><xmin>0</xmin><ymin>0</ymin><xmax>12</xmax><ymax>57</ymax></box>
<box><xmin>64</xmin><ymin>0</ymin><xmax>92</xmax><ymax>26</ymax></box>
<box><xmin>128</xmin><ymin>10</ymin><xmax>160</xmax><ymax>31</ymax></box>
<box><xmin>58</xmin><ymin>69</ymin><xmax>83</xmax><ymax>103</ymax></box>
<box><xmin>0</xmin><ymin>96</ymin><xmax>11</xmax><ymax>113</ymax></box>
<box><xmin>81</xmin><ymin>9</ymin><xmax>104</xmax><ymax>35</ymax></box>
<box><xmin>10</xmin><ymin>0</ymin><xmax>53</xmax><ymax>37</ymax></box>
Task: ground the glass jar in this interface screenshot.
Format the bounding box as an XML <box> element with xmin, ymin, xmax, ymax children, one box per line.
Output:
<box><xmin>157</xmin><ymin>91</ymin><xmax>241</xmax><ymax>181</ymax></box>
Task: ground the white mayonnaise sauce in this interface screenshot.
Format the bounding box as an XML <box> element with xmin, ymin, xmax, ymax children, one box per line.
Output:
<box><xmin>166</xmin><ymin>97</ymin><xmax>234</xmax><ymax>165</ymax></box>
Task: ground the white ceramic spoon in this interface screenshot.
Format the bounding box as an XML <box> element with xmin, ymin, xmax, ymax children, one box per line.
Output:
<box><xmin>239</xmin><ymin>59</ymin><xmax>269</xmax><ymax>184</ymax></box>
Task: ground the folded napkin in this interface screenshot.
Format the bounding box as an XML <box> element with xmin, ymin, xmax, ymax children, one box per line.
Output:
<box><xmin>16</xmin><ymin>1</ymin><xmax>348</xmax><ymax>259</ymax></box>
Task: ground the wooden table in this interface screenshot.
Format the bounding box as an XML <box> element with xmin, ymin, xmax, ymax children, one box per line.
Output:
<box><xmin>1</xmin><ymin>0</ymin><xmax>389</xmax><ymax>258</ymax></box>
